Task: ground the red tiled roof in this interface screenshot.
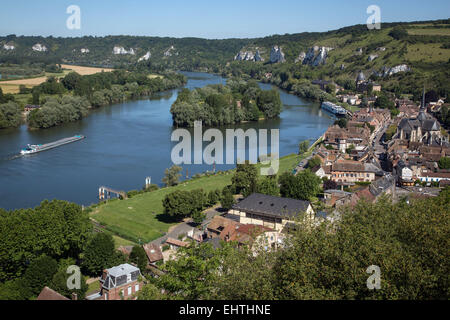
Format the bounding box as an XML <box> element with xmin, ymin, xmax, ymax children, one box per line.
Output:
<box><xmin>221</xmin><ymin>224</ymin><xmax>272</xmax><ymax>244</ymax></box>
<box><xmin>143</xmin><ymin>243</ymin><xmax>163</xmax><ymax>263</ymax></box>
<box><xmin>37</xmin><ymin>287</ymin><xmax>70</xmax><ymax>301</ymax></box>
<box><xmin>166</xmin><ymin>238</ymin><xmax>189</xmax><ymax>248</ymax></box>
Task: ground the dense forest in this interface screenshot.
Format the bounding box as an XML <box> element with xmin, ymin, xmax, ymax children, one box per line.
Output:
<box><xmin>170</xmin><ymin>79</ymin><xmax>282</xmax><ymax>127</ymax></box>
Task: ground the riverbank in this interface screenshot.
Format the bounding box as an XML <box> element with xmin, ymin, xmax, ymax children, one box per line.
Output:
<box><xmin>90</xmin><ymin>153</ymin><xmax>303</xmax><ymax>243</ymax></box>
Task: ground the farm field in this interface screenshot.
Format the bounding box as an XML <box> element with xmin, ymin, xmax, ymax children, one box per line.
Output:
<box><xmin>91</xmin><ymin>153</ymin><xmax>302</xmax><ymax>243</ymax></box>
<box><xmin>0</xmin><ymin>64</ymin><xmax>114</xmax><ymax>94</ymax></box>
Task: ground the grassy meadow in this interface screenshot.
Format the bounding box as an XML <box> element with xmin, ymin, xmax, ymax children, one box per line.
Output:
<box><xmin>91</xmin><ymin>153</ymin><xmax>302</xmax><ymax>243</ymax></box>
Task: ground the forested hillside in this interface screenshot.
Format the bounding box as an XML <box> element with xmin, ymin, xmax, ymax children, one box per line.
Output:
<box><xmin>1</xmin><ymin>19</ymin><xmax>449</xmax><ymax>97</ymax></box>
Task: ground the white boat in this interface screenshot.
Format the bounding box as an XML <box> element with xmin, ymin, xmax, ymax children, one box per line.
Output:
<box><xmin>321</xmin><ymin>101</ymin><xmax>347</xmax><ymax>117</ymax></box>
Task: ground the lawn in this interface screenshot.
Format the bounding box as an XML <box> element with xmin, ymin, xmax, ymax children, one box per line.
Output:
<box><xmin>91</xmin><ymin>153</ymin><xmax>302</xmax><ymax>243</ymax></box>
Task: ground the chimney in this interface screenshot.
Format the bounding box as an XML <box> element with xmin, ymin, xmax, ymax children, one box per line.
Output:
<box><xmin>71</xmin><ymin>293</ymin><xmax>78</xmax><ymax>301</ymax></box>
<box><xmin>102</xmin><ymin>269</ymin><xmax>108</xmax><ymax>280</ymax></box>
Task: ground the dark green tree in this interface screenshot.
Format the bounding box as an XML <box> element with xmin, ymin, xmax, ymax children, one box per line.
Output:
<box><xmin>232</xmin><ymin>162</ymin><xmax>258</xmax><ymax>197</ymax></box>
<box><xmin>129</xmin><ymin>246</ymin><xmax>148</xmax><ymax>272</ymax></box>
<box><xmin>256</xmin><ymin>176</ymin><xmax>280</xmax><ymax>196</ymax></box>
<box><xmin>438</xmin><ymin>157</ymin><xmax>450</xmax><ymax>170</ymax></box>
<box><xmin>221</xmin><ymin>188</ymin><xmax>236</xmax><ymax>211</ymax></box>
<box><xmin>279</xmin><ymin>170</ymin><xmax>321</xmax><ymax>201</ymax></box>
<box><xmin>22</xmin><ymin>255</ymin><xmax>58</xmax><ymax>297</ymax></box>
<box><xmin>81</xmin><ymin>233</ymin><xmax>117</xmax><ymax>276</ymax></box>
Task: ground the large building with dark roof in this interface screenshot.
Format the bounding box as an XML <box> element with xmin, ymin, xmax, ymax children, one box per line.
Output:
<box><xmin>228</xmin><ymin>193</ymin><xmax>314</xmax><ymax>231</ymax></box>
<box><xmin>397</xmin><ymin>90</ymin><xmax>445</xmax><ymax>146</ymax></box>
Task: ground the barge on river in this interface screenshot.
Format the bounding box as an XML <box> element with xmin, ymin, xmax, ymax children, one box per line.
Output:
<box><xmin>20</xmin><ymin>135</ymin><xmax>85</xmax><ymax>155</ymax></box>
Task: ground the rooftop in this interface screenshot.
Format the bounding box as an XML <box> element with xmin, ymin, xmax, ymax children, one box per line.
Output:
<box><xmin>37</xmin><ymin>287</ymin><xmax>70</xmax><ymax>301</ymax></box>
<box><xmin>107</xmin><ymin>264</ymin><xmax>140</xmax><ymax>278</ymax></box>
<box><xmin>232</xmin><ymin>193</ymin><xmax>312</xmax><ymax>219</ymax></box>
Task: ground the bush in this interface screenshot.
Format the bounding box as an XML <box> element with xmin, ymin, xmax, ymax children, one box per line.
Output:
<box><xmin>0</xmin><ymin>101</ymin><xmax>22</xmax><ymax>129</ymax></box>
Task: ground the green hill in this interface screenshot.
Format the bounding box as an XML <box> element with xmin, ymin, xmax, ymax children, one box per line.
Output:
<box><xmin>1</xmin><ymin>19</ymin><xmax>449</xmax><ymax>97</ymax></box>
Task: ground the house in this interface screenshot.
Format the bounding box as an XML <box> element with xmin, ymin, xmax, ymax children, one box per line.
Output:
<box><xmin>206</xmin><ymin>215</ymin><xmax>239</xmax><ymax>239</ymax></box>
<box><xmin>187</xmin><ymin>228</ymin><xmax>205</xmax><ymax>242</ymax></box>
<box><xmin>323</xmin><ymin>125</ymin><xmax>371</xmax><ymax>150</ymax></box>
<box><xmin>417</xmin><ymin>171</ymin><xmax>450</xmax><ymax>184</ymax></box>
<box><xmin>341</xmin><ymin>95</ymin><xmax>360</xmax><ymax>106</ymax></box>
<box><xmin>221</xmin><ymin>223</ymin><xmax>272</xmax><ymax>246</ymax></box>
<box><xmin>331</xmin><ymin>160</ymin><xmax>378</xmax><ymax>184</ymax></box>
<box><xmin>312</xmin><ymin>165</ymin><xmax>332</xmax><ymax>179</ymax></box>
<box><xmin>37</xmin><ymin>287</ymin><xmax>70</xmax><ymax>301</ymax></box>
<box><xmin>395</xmin><ymin>161</ymin><xmax>414</xmax><ymax>186</ymax></box>
<box><xmin>165</xmin><ymin>237</ymin><xmax>189</xmax><ymax>250</ymax></box>
<box><xmin>92</xmin><ymin>264</ymin><xmax>142</xmax><ymax>301</ymax></box>
<box><xmin>228</xmin><ymin>193</ymin><xmax>315</xmax><ymax>232</ymax></box>
<box><xmin>143</xmin><ymin>243</ymin><xmax>163</xmax><ymax>265</ymax></box>
<box><xmin>369</xmin><ymin>174</ymin><xmax>396</xmax><ymax>198</ymax></box>
<box><xmin>323</xmin><ymin>189</ymin><xmax>352</xmax><ymax>207</ymax></box>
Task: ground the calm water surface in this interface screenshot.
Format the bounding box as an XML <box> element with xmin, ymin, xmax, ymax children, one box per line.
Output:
<box><xmin>0</xmin><ymin>72</ymin><xmax>334</xmax><ymax>210</ymax></box>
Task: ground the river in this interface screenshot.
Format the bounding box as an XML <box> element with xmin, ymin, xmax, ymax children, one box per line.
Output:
<box><xmin>0</xmin><ymin>72</ymin><xmax>334</xmax><ymax>210</ymax></box>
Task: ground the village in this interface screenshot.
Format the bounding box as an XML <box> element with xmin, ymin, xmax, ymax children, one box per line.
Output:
<box><xmin>34</xmin><ymin>71</ymin><xmax>450</xmax><ymax>301</ymax></box>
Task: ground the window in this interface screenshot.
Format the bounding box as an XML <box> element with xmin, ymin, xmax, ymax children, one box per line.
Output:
<box><xmin>127</xmin><ymin>274</ymin><xmax>131</xmax><ymax>283</ymax></box>
<box><xmin>135</xmin><ymin>284</ymin><xmax>139</xmax><ymax>292</ymax></box>
<box><xmin>128</xmin><ymin>287</ymin><xmax>132</xmax><ymax>295</ymax></box>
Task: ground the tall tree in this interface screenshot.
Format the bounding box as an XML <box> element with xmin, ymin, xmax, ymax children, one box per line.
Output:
<box><xmin>81</xmin><ymin>233</ymin><xmax>119</xmax><ymax>276</ymax></box>
<box><xmin>298</xmin><ymin>140</ymin><xmax>310</xmax><ymax>155</ymax></box>
<box><xmin>232</xmin><ymin>162</ymin><xmax>258</xmax><ymax>197</ymax></box>
<box><xmin>129</xmin><ymin>246</ymin><xmax>148</xmax><ymax>272</ymax></box>
<box><xmin>279</xmin><ymin>170</ymin><xmax>321</xmax><ymax>201</ymax></box>
<box><xmin>162</xmin><ymin>165</ymin><xmax>182</xmax><ymax>187</ymax></box>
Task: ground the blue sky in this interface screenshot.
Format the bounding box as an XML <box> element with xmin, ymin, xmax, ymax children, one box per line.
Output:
<box><xmin>0</xmin><ymin>0</ymin><xmax>449</xmax><ymax>38</ymax></box>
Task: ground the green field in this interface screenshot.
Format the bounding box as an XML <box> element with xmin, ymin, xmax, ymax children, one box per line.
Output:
<box><xmin>407</xmin><ymin>28</ymin><xmax>450</xmax><ymax>36</ymax></box>
<box><xmin>406</xmin><ymin>43</ymin><xmax>450</xmax><ymax>63</ymax></box>
<box><xmin>92</xmin><ymin>153</ymin><xmax>302</xmax><ymax>243</ymax></box>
